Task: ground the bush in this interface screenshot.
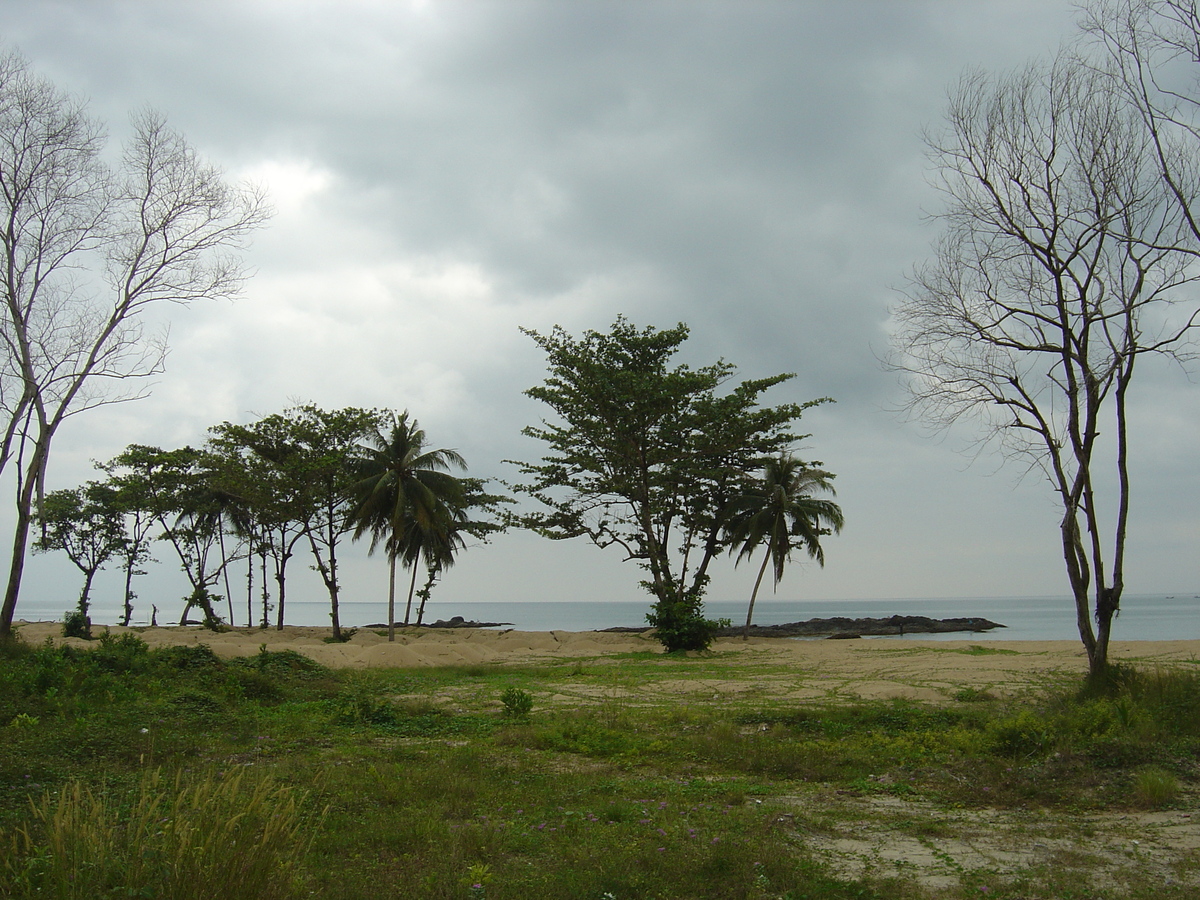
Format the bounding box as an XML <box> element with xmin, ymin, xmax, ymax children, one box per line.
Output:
<box><xmin>90</xmin><ymin>631</ymin><xmax>150</xmax><ymax>673</ymax></box>
<box><xmin>986</xmin><ymin>710</ymin><xmax>1053</xmax><ymax>759</ymax></box>
<box><xmin>500</xmin><ymin>686</ymin><xmax>534</xmax><ymax>717</ymax></box>
<box><xmin>61</xmin><ymin>610</ymin><xmax>90</xmax><ymax>640</ymax></box>
<box><xmin>646</xmin><ymin>601</ymin><xmax>726</xmax><ymax>652</ymax></box>
<box><xmin>334</xmin><ymin>685</ymin><xmax>397</xmax><ymax>726</ymax></box>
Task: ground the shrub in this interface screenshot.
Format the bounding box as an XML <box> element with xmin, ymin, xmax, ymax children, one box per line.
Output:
<box><xmin>61</xmin><ymin>610</ymin><xmax>90</xmax><ymax>640</ymax></box>
<box><xmin>500</xmin><ymin>686</ymin><xmax>534</xmax><ymax>717</ymax></box>
<box><xmin>646</xmin><ymin>601</ymin><xmax>726</xmax><ymax>652</ymax></box>
<box><xmin>334</xmin><ymin>685</ymin><xmax>397</xmax><ymax>726</ymax></box>
<box><xmin>158</xmin><ymin>643</ymin><xmax>222</xmax><ymax>670</ymax></box>
<box><xmin>90</xmin><ymin>631</ymin><xmax>150</xmax><ymax>673</ymax></box>
<box><xmin>986</xmin><ymin>710</ymin><xmax>1053</xmax><ymax>759</ymax></box>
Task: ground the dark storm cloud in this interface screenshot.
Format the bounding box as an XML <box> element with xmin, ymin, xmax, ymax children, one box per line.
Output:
<box><xmin>1</xmin><ymin>0</ymin><xmax>1193</xmax><ymax>609</ymax></box>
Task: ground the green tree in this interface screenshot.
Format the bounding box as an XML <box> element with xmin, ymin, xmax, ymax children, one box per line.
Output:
<box><xmin>96</xmin><ymin>458</ymin><xmax>159</xmax><ymax>627</ymax></box>
<box><xmin>409</xmin><ymin>476</ymin><xmax>511</xmax><ymax>626</ymax></box>
<box><xmin>33</xmin><ymin>483</ymin><xmax>126</xmax><ymax>634</ymax></box>
<box><xmin>349</xmin><ymin>411</ymin><xmax>468</xmax><ymax>642</ymax></box>
<box><xmin>104</xmin><ymin>445</ymin><xmax>230</xmax><ymax>630</ymax></box>
<box><xmin>217</xmin><ymin>406</ymin><xmax>383</xmax><ymax>641</ymax></box>
<box><xmin>511</xmin><ymin>318</ymin><xmax>826</xmax><ymax>652</ymax></box>
<box><xmin>724</xmin><ymin>456</ymin><xmax>843</xmax><ymax>640</ymax></box>
<box><xmin>207</xmin><ymin>423</ymin><xmax>312</xmax><ymax>632</ymax></box>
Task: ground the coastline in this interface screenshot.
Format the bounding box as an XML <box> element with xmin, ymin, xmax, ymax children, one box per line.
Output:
<box><xmin>12</xmin><ymin>620</ymin><xmax>1200</xmax><ymax>702</ymax></box>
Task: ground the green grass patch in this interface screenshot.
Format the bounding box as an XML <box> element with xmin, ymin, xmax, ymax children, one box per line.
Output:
<box><xmin>1</xmin><ymin>634</ymin><xmax>1198</xmax><ymax>897</ymax></box>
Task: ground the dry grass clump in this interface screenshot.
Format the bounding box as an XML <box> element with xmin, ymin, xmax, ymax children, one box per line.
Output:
<box><xmin>0</xmin><ymin>768</ymin><xmax>317</xmax><ymax>900</ymax></box>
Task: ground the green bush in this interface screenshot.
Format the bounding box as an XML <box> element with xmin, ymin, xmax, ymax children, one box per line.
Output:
<box><xmin>500</xmin><ymin>686</ymin><xmax>534</xmax><ymax>717</ymax></box>
<box><xmin>986</xmin><ymin>709</ymin><xmax>1053</xmax><ymax>759</ymax></box>
<box><xmin>334</xmin><ymin>684</ymin><xmax>397</xmax><ymax>726</ymax></box>
<box><xmin>61</xmin><ymin>610</ymin><xmax>90</xmax><ymax>640</ymax></box>
<box><xmin>646</xmin><ymin>600</ymin><xmax>726</xmax><ymax>652</ymax></box>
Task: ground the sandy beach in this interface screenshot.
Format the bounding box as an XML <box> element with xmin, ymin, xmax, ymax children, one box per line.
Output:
<box><xmin>13</xmin><ymin>620</ymin><xmax>1200</xmax><ymax>702</ymax></box>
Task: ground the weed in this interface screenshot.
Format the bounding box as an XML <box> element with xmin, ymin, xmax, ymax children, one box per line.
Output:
<box><xmin>1133</xmin><ymin>766</ymin><xmax>1179</xmax><ymax>808</ymax></box>
<box><xmin>986</xmin><ymin>709</ymin><xmax>1053</xmax><ymax>759</ymax></box>
<box><xmin>500</xmin><ymin>686</ymin><xmax>534</xmax><ymax>717</ymax></box>
<box><xmin>955</xmin><ymin>645</ymin><xmax>1018</xmax><ymax>656</ymax></box>
<box><xmin>334</xmin><ymin>684</ymin><xmax>398</xmax><ymax>726</ymax></box>
<box><xmin>3</xmin><ymin>636</ymin><xmax>1198</xmax><ymax>898</ymax></box>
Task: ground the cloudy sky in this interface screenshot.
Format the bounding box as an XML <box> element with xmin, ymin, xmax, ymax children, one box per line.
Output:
<box><xmin>2</xmin><ymin>0</ymin><xmax>1197</xmax><ymax>623</ymax></box>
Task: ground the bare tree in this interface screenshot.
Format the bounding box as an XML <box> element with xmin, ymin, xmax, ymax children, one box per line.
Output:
<box><xmin>0</xmin><ymin>52</ymin><xmax>268</xmax><ymax>636</ymax></box>
<box><xmin>891</xmin><ymin>55</ymin><xmax>1200</xmax><ymax>677</ymax></box>
<box><xmin>1081</xmin><ymin>1</ymin><xmax>1200</xmax><ymax>240</ymax></box>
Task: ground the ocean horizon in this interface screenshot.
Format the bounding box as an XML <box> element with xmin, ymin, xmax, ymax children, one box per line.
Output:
<box><xmin>13</xmin><ymin>592</ymin><xmax>1200</xmax><ymax>642</ymax></box>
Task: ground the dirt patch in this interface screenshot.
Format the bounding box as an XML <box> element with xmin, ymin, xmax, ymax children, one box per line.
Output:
<box><xmin>777</xmin><ymin>790</ymin><xmax>1200</xmax><ymax>893</ymax></box>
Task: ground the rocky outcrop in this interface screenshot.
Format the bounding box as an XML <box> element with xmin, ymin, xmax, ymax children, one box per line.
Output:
<box><xmin>599</xmin><ymin>614</ymin><xmax>1004</xmax><ymax>638</ymax></box>
<box><xmin>718</xmin><ymin>615</ymin><xmax>1004</xmax><ymax>638</ymax></box>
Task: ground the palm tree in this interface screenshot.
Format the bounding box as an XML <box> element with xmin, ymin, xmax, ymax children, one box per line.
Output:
<box><xmin>724</xmin><ymin>455</ymin><xmax>844</xmax><ymax>640</ymax></box>
<box><xmin>349</xmin><ymin>412</ymin><xmax>467</xmax><ymax>641</ymax></box>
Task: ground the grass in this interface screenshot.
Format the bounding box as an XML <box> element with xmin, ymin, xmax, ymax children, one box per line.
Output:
<box><xmin>1</xmin><ymin>630</ymin><xmax>1199</xmax><ymax>898</ymax></box>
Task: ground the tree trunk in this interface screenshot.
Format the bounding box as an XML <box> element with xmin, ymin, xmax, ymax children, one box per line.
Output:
<box><xmin>387</xmin><ymin>553</ymin><xmax>397</xmax><ymax>642</ymax></box>
<box><xmin>79</xmin><ymin>569</ymin><xmax>97</xmax><ymax>618</ymax></box>
<box><xmin>330</xmin><ymin>580</ymin><xmax>343</xmax><ymax>641</ymax></box>
<box><xmin>743</xmin><ymin>550</ymin><xmax>771</xmax><ymax>641</ymax></box>
<box><xmin>416</xmin><ymin>568</ymin><xmax>436</xmax><ymax>626</ymax></box>
<box><xmin>123</xmin><ymin>560</ymin><xmax>137</xmax><ymax>627</ymax></box>
<box><xmin>307</xmin><ymin>524</ymin><xmax>344</xmax><ymax>641</ymax></box>
<box><xmin>0</xmin><ymin>440</ymin><xmax>46</xmax><ymax>637</ymax></box>
<box><xmin>403</xmin><ymin>548</ymin><xmax>421</xmax><ymax>627</ymax></box>
<box><xmin>1091</xmin><ymin>585</ymin><xmax>1119</xmax><ymax>679</ymax></box>
<box><xmin>274</xmin><ymin>559</ymin><xmax>287</xmax><ymax>631</ymax></box>
<box><xmin>260</xmin><ymin>548</ymin><xmax>270</xmax><ymax>628</ymax></box>
<box><xmin>219</xmin><ymin>529</ymin><xmax>235</xmax><ymax>627</ymax></box>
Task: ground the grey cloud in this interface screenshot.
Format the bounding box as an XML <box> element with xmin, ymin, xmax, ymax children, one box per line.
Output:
<box><xmin>2</xmin><ymin>0</ymin><xmax>1194</xmax><ymax>618</ymax></box>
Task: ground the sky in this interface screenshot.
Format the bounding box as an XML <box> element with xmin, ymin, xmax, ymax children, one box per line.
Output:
<box><xmin>1</xmin><ymin>0</ymin><xmax>1197</xmax><ymax>624</ymax></box>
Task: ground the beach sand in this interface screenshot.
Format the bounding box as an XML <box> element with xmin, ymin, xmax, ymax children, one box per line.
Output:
<box><xmin>12</xmin><ymin>620</ymin><xmax>1200</xmax><ymax>702</ymax></box>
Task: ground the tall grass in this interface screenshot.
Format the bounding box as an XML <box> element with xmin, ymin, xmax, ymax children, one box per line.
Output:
<box><xmin>0</xmin><ymin>768</ymin><xmax>318</xmax><ymax>900</ymax></box>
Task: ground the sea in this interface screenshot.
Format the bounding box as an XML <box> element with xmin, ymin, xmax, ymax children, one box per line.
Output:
<box><xmin>13</xmin><ymin>593</ymin><xmax>1200</xmax><ymax>642</ymax></box>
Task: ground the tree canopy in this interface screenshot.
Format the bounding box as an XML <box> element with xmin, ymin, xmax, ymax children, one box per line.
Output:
<box><xmin>511</xmin><ymin>317</ymin><xmax>832</xmax><ymax>651</ymax></box>
<box><xmin>348</xmin><ymin>411</ymin><xmax>469</xmax><ymax>642</ymax></box>
<box><xmin>724</xmin><ymin>456</ymin><xmax>843</xmax><ymax>640</ymax></box>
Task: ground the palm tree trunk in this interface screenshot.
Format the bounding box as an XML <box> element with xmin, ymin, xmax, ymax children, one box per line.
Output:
<box><xmin>403</xmin><ymin>547</ymin><xmax>421</xmax><ymax>626</ymax></box>
<box><xmin>219</xmin><ymin>529</ymin><xmax>235</xmax><ymax>626</ymax></box>
<box><xmin>743</xmin><ymin>550</ymin><xmax>772</xmax><ymax>641</ymax></box>
<box><xmin>387</xmin><ymin>553</ymin><xmax>397</xmax><ymax>642</ymax></box>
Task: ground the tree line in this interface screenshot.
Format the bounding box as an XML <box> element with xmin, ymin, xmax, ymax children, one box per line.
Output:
<box><xmin>32</xmin><ymin>320</ymin><xmax>846</xmax><ymax>654</ymax></box>
<box><xmin>33</xmin><ymin>405</ymin><xmax>507</xmax><ymax>643</ymax></box>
